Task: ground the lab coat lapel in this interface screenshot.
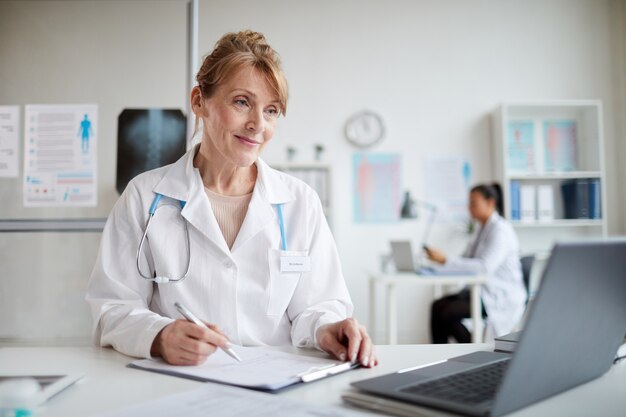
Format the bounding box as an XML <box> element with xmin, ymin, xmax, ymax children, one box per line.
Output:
<box><xmin>464</xmin><ymin>212</ymin><xmax>498</xmax><ymax>257</ymax></box>
<box><xmin>152</xmin><ymin>145</ymin><xmax>230</xmax><ymax>256</ymax></box>
<box><xmin>473</xmin><ymin>213</ymin><xmax>499</xmax><ymax>256</ymax></box>
<box><xmin>231</xmin><ymin>158</ymin><xmax>294</xmax><ymax>253</ymax></box>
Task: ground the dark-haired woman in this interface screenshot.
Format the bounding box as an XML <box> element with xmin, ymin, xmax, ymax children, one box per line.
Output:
<box><xmin>425</xmin><ymin>183</ymin><xmax>526</xmax><ymax>343</ymax></box>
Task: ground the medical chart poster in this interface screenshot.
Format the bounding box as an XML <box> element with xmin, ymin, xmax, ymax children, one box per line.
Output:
<box><xmin>425</xmin><ymin>156</ymin><xmax>471</xmax><ymax>224</ymax></box>
<box><xmin>0</xmin><ymin>106</ymin><xmax>20</xmax><ymax>177</ymax></box>
<box><xmin>543</xmin><ymin>120</ymin><xmax>577</xmax><ymax>171</ymax></box>
<box><xmin>23</xmin><ymin>104</ymin><xmax>98</xmax><ymax>207</ymax></box>
<box><xmin>353</xmin><ymin>153</ymin><xmax>401</xmax><ymax>223</ymax></box>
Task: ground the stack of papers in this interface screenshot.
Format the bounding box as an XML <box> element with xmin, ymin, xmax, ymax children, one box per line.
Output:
<box><xmin>494</xmin><ymin>331</ymin><xmax>521</xmax><ymax>353</ymax></box>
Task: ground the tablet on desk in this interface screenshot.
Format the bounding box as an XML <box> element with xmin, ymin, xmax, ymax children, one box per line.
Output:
<box><xmin>0</xmin><ymin>374</ymin><xmax>82</xmax><ymax>404</ymax></box>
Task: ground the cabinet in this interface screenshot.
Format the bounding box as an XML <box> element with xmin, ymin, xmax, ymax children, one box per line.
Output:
<box><xmin>492</xmin><ymin>101</ymin><xmax>607</xmax><ymax>253</ymax></box>
<box><xmin>273</xmin><ymin>165</ymin><xmax>332</xmax><ymax>226</ymax></box>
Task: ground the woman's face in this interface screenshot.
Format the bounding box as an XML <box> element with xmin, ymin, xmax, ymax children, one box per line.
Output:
<box><xmin>468</xmin><ymin>191</ymin><xmax>495</xmax><ymax>221</ymax></box>
<box><xmin>193</xmin><ymin>67</ymin><xmax>280</xmax><ymax>167</ymax></box>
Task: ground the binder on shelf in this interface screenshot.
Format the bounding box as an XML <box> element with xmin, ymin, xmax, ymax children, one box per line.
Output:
<box><xmin>589</xmin><ymin>179</ymin><xmax>601</xmax><ymax>219</ymax></box>
<box><xmin>510</xmin><ymin>180</ymin><xmax>521</xmax><ymax>221</ymax></box>
<box><xmin>520</xmin><ymin>185</ymin><xmax>536</xmax><ymax>223</ymax></box>
<box><xmin>561</xmin><ymin>179</ymin><xmax>590</xmax><ymax>219</ymax></box>
<box><xmin>537</xmin><ymin>185</ymin><xmax>554</xmax><ymax>222</ymax></box>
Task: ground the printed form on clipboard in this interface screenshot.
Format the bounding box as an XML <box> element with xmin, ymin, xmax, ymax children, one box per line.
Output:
<box><xmin>129</xmin><ymin>346</ymin><xmax>359</xmax><ymax>391</ymax></box>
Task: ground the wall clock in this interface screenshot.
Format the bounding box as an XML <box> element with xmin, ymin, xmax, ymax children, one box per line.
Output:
<box><xmin>344</xmin><ymin>110</ymin><xmax>385</xmax><ymax>148</ymax></box>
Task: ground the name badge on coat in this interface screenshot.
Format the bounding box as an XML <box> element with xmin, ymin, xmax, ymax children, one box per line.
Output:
<box><xmin>280</xmin><ymin>251</ymin><xmax>312</xmax><ymax>272</ymax></box>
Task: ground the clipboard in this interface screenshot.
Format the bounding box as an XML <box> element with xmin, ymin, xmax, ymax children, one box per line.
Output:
<box><xmin>129</xmin><ymin>346</ymin><xmax>359</xmax><ymax>392</ymax></box>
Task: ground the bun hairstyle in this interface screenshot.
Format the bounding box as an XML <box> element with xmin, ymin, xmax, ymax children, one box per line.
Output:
<box><xmin>195</xmin><ymin>30</ymin><xmax>288</xmax><ymax>114</ymax></box>
<box><xmin>471</xmin><ymin>183</ymin><xmax>504</xmax><ymax>217</ymax></box>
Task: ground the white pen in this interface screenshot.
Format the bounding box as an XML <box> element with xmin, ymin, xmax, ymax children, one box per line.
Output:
<box><xmin>174</xmin><ymin>302</ymin><xmax>242</xmax><ymax>362</ymax></box>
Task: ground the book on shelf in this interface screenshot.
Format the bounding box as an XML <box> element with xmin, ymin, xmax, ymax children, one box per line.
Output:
<box><xmin>543</xmin><ymin>120</ymin><xmax>578</xmax><ymax>171</ymax></box>
<box><xmin>520</xmin><ymin>185</ymin><xmax>536</xmax><ymax>223</ymax></box>
<box><xmin>537</xmin><ymin>185</ymin><xmax>554</xmax><ymax>222</ymax></box>
<box><xmin>494</xmin><ymin>331</ymin><xmax>521</xmax><ymax>353</ymax></box>
<box><xmin>507</xmin><ymin>121</ymin><xmax>535</xmax><ymax>172</ymax></box>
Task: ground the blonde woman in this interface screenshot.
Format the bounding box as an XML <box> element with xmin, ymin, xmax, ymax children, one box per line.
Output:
<box><xmin>87</xmin><ymin>31</ymin><xmax>376</xmax><ymax>367</ymax></box>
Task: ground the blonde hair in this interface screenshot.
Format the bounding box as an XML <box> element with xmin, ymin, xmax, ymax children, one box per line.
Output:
<box><xmin>193</xmin><ymin>30</ymin><xmax>288</xmax><ymax>137</ymax></box>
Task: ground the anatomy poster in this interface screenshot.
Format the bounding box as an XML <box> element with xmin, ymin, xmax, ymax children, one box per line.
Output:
<box><xmin>353</xmin><ymin>153</ymin><xmax>402</xmax><ymax>223</ymax></box>
<box><xmin>24</xmin><ymin>104</ymin><xmax>97</xmax><ymax>207</ymax></box>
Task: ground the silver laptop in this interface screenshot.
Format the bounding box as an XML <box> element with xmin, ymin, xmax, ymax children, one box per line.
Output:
<box><xmin>353</xmin><ymin>241</ymin><xmax>626</xmax><ymax>416</ymax></box>
<box><xmin>390</xmin><ymin>241</ymin><xmax>466</xmax><ymax>275</ymax></box>
<box><xmin>390</xmin><ymin>241</ymin><xmax>420</xmax><ymax>272</ymax></box>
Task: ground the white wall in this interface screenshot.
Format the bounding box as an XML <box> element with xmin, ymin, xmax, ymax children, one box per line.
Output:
<box><xmin>1</xmin><ymin>0</ymin><xmax>622</xmax><ymax>345</ymax></box>
<box><xmin>198</xmin><ymin>0</ymin><xmax>622</xmax><ymax>343</ymax></box>
<box><xmin>0</xmin><ymin>0</ymin><xmax>188</xmax><ymax>343</ymax></box>
<box><xmin>611</xmin><ymin>0</ymin><xmax>626</xmax><ymax>233</ymax></box>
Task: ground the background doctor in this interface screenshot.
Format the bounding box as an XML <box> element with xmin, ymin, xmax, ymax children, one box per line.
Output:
<box><xmin>425</xmin><ymin>183</ymin><xmax>526</xmax><ymax>343</ymax></box>
<box><xmin>86</xmin><ymin>30</ymin><xmax>376</xmax><ymax>367</ymax></box>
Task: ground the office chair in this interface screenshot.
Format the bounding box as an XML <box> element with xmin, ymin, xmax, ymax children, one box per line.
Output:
<box><xmin>520</xmin><ymin>255</ymin><xmax>535</xmax><ymax>302</ymax></box>
<box><xmin>462</xmin><ymin>255</ymin><xmax>535</xmax><ymax>342</ymax></box>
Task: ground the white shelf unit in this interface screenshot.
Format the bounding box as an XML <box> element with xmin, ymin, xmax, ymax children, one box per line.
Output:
<box><xmin>273</xmin><ymin>164</ymin><xmax>332</xmax><ymax>227</ymax></box>
<box><xmin>493</xmin><ymin>101</ymin><xmax>608</xmax><ymax>253</ymax></box>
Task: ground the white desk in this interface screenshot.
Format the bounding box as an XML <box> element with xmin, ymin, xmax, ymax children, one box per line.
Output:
<box><xmin>370</xmin><ymin>273</ymin><xmax>487</xmax><ymax>344</ymax></box>
<box><xmin>0</xmin><ymin>344</ymin><xmax>625</xmax><ymax>417</ymax></box>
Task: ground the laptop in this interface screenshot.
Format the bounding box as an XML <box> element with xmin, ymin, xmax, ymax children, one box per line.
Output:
<box><xmin>352</xmin><ymin>241</ymin><xmax>626</xmax><ymax>416</ymax></box>
<box><xmin>390</xmin><ymin>241</ymin><xmax>474</xmax><ymax>276</ymax></box>
<box><xmin>390</xmin><ymin>241</ymin><xmax>420</xmax><ymax>272</ymax></box>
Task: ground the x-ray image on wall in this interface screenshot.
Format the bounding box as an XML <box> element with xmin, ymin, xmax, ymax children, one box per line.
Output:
<box><xmin>116</xmin><ymin>109</ymin><xmax>186</xmax><ymax>194</ymax></box>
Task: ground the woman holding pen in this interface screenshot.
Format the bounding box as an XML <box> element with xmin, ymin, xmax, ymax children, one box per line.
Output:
<box><xmin>86</xmin><ymin>30</ymin><xmax>376</xmax><ymax>368</ymax></box>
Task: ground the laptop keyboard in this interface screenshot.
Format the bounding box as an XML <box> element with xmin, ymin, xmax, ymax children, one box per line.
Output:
<box><xmin>399</xmin><ymin>359</ymin><xmax>510</xmax><ymax>406</ymax></box>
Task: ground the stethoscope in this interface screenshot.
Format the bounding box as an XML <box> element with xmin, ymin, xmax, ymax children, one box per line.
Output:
<box><xmin>136</xmin><ymin>192</ymin><xmax>287</xmax><ymax>284</ymax></box>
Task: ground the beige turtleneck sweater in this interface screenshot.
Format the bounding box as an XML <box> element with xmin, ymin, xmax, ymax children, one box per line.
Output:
<box><xmin>205</xmin><ymin>187</ymin><xmax>253</xmax><ymax>249</ymax></box>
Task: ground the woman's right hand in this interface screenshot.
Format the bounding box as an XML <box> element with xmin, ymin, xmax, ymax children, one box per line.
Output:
<box><xmin>150</xmin><ymin>319</ymin><xmax>231</xmax><ymax>365</ymax></box>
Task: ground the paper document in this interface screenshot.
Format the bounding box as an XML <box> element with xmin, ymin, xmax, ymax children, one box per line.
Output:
<box><xmin>95</xmin><ymin>382</ymin><xmax>371</xmax><ymax>417</ymax></box>
<box><xmin>0</xmin><ymin>105</ymin><xmax>20</xmax><ymax>177</ymax></box>
<box><xmin>130</xmin><ymin>346</ymin><xmax>357</xmax><ymax>391</ymax></box>
<box><xmin>425</xmin><ymin>156</ymin><xmax>471</xmax><ymax>224</ymax></box>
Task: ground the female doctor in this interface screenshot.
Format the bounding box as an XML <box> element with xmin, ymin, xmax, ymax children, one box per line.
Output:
<box><xmin>425</xmin><ymin>183</ymin><xmax>526</xmax><ymax>343</ymax></box>
<box><xmin>86</xmin><ymin>30</ymin><xmax>376</xmax><ymax>367</ymax></box>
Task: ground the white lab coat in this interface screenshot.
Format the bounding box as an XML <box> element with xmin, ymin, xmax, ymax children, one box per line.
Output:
<box><xmin>86</xmin><ymin>145</ymin><xmax>353</xmax><ymax>359</ymax></box>
<box><xmin>445</xmin><ymin>212</ymin><xmax>527</xmax><ymax>339</ymax></box>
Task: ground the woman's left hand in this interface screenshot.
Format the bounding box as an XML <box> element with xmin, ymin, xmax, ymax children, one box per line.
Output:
<box><xmin>316</xmin><ymin>318</ymin><xmax>378</xmax><ymax>368</ymax></box>
<box><xmin>425</xmin><ymin>247</ymin><xmax>447</xmax><ymax>264</ymax></box>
